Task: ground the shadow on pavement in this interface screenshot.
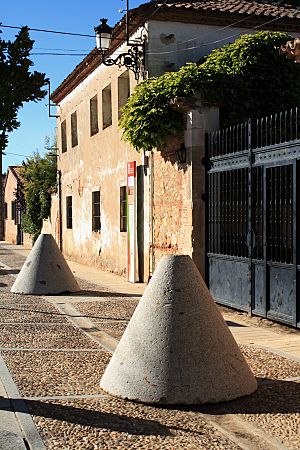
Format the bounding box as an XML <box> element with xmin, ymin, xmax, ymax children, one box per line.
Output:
<box><xmin>0</xmin><ymin>269</ymin><xmax>19</xmax><ymax>275</ymax></box>
<box><xmin>0</xmin><ymin>305</ymin><xmax>131</xmax><ymax>322</ymax></box>
<box><xmin>0</xmin><ymin>397</ymin><xmax>173</xmax><ymax>437</ymax></box>
<box><xmin>68</xmin><ymin>289</ymin><xmax>141</xmax><ymax>299</ymax></box>
<box><xmin>225</xmin><ymin>321</ymin><xmax>246</xmax><ymax>327</ymax></box>
<box><xmin>170</xmin><ymin>378</ymin><xmax>300</xmax><ymax>415</ymax></box>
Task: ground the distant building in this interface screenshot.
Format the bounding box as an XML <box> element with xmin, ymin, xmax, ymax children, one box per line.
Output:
<box><xmin>3</xmin><ymin>166</ymin><xmax>31</xmax><ymax>247</ymax></box>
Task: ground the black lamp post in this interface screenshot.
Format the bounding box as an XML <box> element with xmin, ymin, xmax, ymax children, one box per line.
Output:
<box><xmin>94</xmin><ymin>15</ymin><xmax>145</xmax><ymax>81</ymax></box>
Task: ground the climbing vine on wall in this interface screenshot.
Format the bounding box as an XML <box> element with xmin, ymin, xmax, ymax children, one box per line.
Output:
<box><xmin>119</xmin><ymin>31</ymin><xmax>300</xmax><ymax>151</ymax></box>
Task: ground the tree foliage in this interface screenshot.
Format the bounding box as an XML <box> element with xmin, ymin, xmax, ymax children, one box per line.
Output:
<box><xmin>120</xmin><ymin>31</ymin><xmax>300</xmax><ymax>151</ymax></box>
<box><xmin>20</xmin><ymin>141</ymin><xmax>57</xmax><ymax>242</ymax></box>
<box><xmin>0</xmin><ymin>27</ymin><xmax>48</xmax><ymax>151</ymax></box>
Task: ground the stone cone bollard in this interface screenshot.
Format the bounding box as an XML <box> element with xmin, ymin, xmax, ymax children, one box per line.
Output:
<box><xmin>11</xmin><ymin>233</ymin><xmax>80</xmax><ymax>295</ymax></box>
<box><xmin>100</xmin><ymin>255</ymin><xmax>257</xmax><ymax>404</ymax></box>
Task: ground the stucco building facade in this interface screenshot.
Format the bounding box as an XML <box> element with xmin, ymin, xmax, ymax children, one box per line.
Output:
<box><xmin>50</xmin><ymin>0</ymin><xmax>300</xmax><ymax>281</ymax></box>
<box><xmin>4</xmin><ymin>166</ymin><xmax>31</xmax><ymax>248</ymax></box>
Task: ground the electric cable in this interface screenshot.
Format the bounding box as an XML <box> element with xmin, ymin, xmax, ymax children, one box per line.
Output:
<box><xmin>156</xmin><ymin>0</ymin><xmax>287</xmax><ymax>46</ymax></box>
<box><xmin>147</xmin><ymin>14</ymin><xmax>285</xmax><ymax>55</ymax></box>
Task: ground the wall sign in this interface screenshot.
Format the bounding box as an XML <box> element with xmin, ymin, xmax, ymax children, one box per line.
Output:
<box><xmin>127</xmin><ymin>161</ymin><xmax>138</xmax><ymax>282</ymax></box>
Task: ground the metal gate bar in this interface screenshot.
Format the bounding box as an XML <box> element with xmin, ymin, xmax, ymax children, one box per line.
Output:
<box><xmin>206</xmin><ymin>107</ymin><xmax>300</xmax><ymax>328</ymax></box>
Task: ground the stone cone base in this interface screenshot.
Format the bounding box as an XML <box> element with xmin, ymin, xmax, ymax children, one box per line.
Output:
<box><xmin>11</xmin><ymin>233</ymin><xmax>80</xmax><ymax>295</ymax></box>
<box><xmin>100</xmin><ymin>255</ymin><xmax>257</xmax><ymax>405</ymax></box>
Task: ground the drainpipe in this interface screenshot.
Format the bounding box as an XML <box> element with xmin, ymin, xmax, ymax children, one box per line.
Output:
<box><xmin>57</xmin><ymin>169</ymin><xmax>63</xmax><ymax>251</ymax></box>
<box><xmin>149</xmin><ymin>150</ymin><xmax>155</xmax><ymax>280</ymax></box>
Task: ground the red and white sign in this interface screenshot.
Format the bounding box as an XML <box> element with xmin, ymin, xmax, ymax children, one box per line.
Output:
<box><xmin>127</xmin><ymin>161</ymin><xmax>138</xmax><ymax>282</ymax></box>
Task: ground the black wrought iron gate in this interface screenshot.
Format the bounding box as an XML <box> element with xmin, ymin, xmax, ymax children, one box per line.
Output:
<box><xmin>206</xmin><ymin>109</ymin><xmax>300</xmax><ymax>328</ymax></box>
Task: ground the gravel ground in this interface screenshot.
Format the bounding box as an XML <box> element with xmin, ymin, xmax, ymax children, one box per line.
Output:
<box><xmin>0</xmin><ymin>303</ymin><xmax>67</xmax><ymax>323</ymax></box>
<box><xmin>27</xmin><ymin>397</ymin><xmax>241</xmax><ymax>450</ymax></box>
<box><xmin>240</xmin><ymin>346</ymin><xmax>300</xmax><ymax>379</ymax></box>
<box><xmin>0</xmin><ymin>323</ymin><xmax>100</xmax><ymax>349</ymax></box>
<box><xmin>1</xmin><ymin>248</ymin><xmax>300</xmax><ymax>449</ymax></box>
<box><xmin>0</xmin><ymin>250</ymin><xmax>27</xmax><ymax>269</ymax></box>
<box><xmin>2</xmin><ymin>349</ymin><xmax>110</xmax><ymax>397</ymax></box>
<box><xmin>95</xmin><ymin>320</ymin><xmax>128</xmax><ymax>339</ymax></box>
<box><xmin>73</xmin><ymin>299</ymin><xmax>138</xmax><ymax>321</ymax></box>
<box><xmin>219</xmin><ymin>305</ymin><xmax>299</xmax><ymax>336</ymax></box>
<box><xmin>239</xmin><ymin>380</ymin><xmax>300</xmax><ymax>450</ymax></box>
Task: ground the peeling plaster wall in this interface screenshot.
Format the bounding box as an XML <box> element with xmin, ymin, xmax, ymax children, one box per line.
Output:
<box><xmin>54</xmin><ymin>21</ymin><xmax>225</xmax><ymax>280</ymax></box>
<box><xmin>56</xmin><ymin>56</ymin><xmax>147</xmax><ymax>278</ymax></box>
<box><xmin>147</xmin><ymin>20</ymin><xmax>255</xmax><ymax>77</ymax></box>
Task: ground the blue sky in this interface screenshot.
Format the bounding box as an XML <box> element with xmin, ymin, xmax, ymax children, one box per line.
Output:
<box><xmin>1</xmin><ymin>0</ymin><xmax>144</xmax><ymax>171</ymax></box>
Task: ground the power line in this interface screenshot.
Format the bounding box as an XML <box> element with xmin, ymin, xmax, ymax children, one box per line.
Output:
<box><xmin>165</xmin><ymin>0</ymin><xmax>287</xmax><ymax>47</ymax></box>
<box><xmin>31</xmin><ymin>53</ymin><xmax>89</xmax><ymax>56</ymax></box>
<box><xmin>147</xmin><ymin>15</ymin><xmax>284</xmax><ymax>55</ymax></box>
<box><xmin>34</xmin><ymin>47</ymin><xmax>92</xmax><ymax>51</ymax></box>
<box><xmin>3</xmin><ymin>152</ymin><xmax>28</xmax><ymax>157</ymax></box>
<box><xmin>0</xmin><ymin>23</ymin><xmax>95</xmax><ymax>38</ymax></box>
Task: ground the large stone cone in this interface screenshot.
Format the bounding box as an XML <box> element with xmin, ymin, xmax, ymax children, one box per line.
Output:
<box><xmin>11</xmin><ymin>234</ymin><xmax>80</xmax><ymax>295</ymax></box>
<box><xmin>100</xmin><ymin>255</ymin><xmax>257</xmax><ymax>404</ymax></box>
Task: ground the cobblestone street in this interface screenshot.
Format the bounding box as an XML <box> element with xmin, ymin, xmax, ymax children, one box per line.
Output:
<box><xmin>0</xmin><ymin>243</ymin><xmax>299</xmax><ymax>450</ymax></box>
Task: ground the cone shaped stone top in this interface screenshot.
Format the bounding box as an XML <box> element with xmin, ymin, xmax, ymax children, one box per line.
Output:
<box><xmin>11</xmin><ymin>234</ymin><xmax>80</xmax><ymax>295</ymax></box>
<box><xmin>100</xmin><ymin>255</ymin><xmax>257</xmax><ymax>405</ymax></box>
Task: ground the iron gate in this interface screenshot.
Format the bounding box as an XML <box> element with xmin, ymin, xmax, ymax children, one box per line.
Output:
<box><xmin>206</xmin><ymin>109</ymin><xmax>300</xmax><ymax>328</ymax></box>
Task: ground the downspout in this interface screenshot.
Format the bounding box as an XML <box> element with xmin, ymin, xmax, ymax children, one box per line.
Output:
<box><xmin>57</xmin><ymin>169</ymin><xmax>63</xmax><ymax>251</ymax></box>
<box><xmin>149</xmin><ymin>150</ymin><xmax>155</xmax><ymax>280</ymax></box>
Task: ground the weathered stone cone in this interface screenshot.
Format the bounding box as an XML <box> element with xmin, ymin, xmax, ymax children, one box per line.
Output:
<box><xmin>11</xmin><ymin>233</ymin><xmax>80</xmax><ymax>295</ymax></box>
<box><xmin>100</xmin><ymin>255</ymin><xmax>257</xmax><ymax>404</ymax></box>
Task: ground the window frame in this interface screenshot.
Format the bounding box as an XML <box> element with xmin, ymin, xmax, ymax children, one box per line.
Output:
<box><xmin>90</xmin><ymin>94</ymin><xmax>99</xmax><ymax>136</ymax></box>
<box><xmin>66</xmin><ymin>196</ymin><xmax>73</xmax><ymax>229</ymax></box>
<box><xmin>61</xmin><ymin>119</ymin><xmax>67</xmax><ymax>153</ymax></box>
<box><xmin>120</xmin><ymin>186</ymin><xmax>127</xmax><ymax>232</ymax></box>
<box><xmin>102</xmin><ymin>84</ymin><xmax>112</xmax><ymax>129</ymax></box>
<box><xmin>71</xmin><ymin>111</ymin><xmax>78</xmax><ymax>148</ymax></box>
<box><xmin>118</xmin><ymin>71</ymin><xmax>130</xmax><ymax>120</ymax></box>
<box><xmin>92</xmin><ymin>190</ymin><xmax>101</xmax><ymax>232</ymax></box>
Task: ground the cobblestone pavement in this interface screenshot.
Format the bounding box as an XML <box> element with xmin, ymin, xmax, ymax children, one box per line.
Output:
<box><xmin>0</xmin><ymin>247</ymin><xmax>300</xmax><ymax>449</ymax></box>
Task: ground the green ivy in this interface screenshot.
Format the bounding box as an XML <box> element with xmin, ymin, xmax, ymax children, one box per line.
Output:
<box><xmin>19</xmin><ymin>142</ymin><xmax>57</xmax><ymax>242</ymax></box>
<box><xmin>119</xmin><ymin>31</ymin><xmax>300</xmax><ymax>151</ymax></box>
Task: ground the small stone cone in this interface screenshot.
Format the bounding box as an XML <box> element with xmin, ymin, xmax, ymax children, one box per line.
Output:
<box><xmin>100</xmin><ymin>255</ymin><xmax>257</xmax><ymax>404</ymax></box>
<box><xmin>11</xmin><ymin>234</ymin><xmax>80</xmax><ymax>295</ymax></box>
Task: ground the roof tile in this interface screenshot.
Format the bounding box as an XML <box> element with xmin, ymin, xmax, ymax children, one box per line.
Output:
<box><xmin>158</xmin><ymin>1</ymin><xmax>300</xmax><ymax>18</ymax></box>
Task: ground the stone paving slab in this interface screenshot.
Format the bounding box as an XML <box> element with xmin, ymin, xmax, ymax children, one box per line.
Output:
<box><xmin>26</xmin><ymin>397</ymin><xmax>242</xmax><ymax>450</ymax></box>
<box><xmin>2</xmin><ymin>349</ymin><xmax>110</xmax><ymax>397</ymax></box>
<box><xmin>0</xmin><ymin>323</ymin><xmax>100</xmax><ymax>349</ymax></box>
<box><xmin>1</xmin><ymin>242</ymin><xmax>300</xmax><ymax>449</ymax></box>
<box><xmin>73</xmin><ymin>298</ymin><xmax>138</xmax><ymax>321</ymax></box>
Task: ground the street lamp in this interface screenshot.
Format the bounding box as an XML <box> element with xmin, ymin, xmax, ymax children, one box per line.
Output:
<box><xmin>94</xmin><ymin>16</ymin><xmax>145</xmax><ymax>81</ymax></box>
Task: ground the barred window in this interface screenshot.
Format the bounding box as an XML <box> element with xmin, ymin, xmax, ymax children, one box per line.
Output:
<box><xmin>120</xmin><ymin>186</ymin><xmax>127</xmax><ymax>232</ymax></box>
<box><xmin>92</xmin><ymin>191</ymin><xmax>101</xmax><ymax>232</ymax></box>
<box><xmin>66</xmin><ymin>196</ymin><xmax>72</xmax><ymax>229</ymax></box>
<box><xmin>11</xmin><ymin>200</ymin><xmax>16</xmax><ymax>223</ymax></box>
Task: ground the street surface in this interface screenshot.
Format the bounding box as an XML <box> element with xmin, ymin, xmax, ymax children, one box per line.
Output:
<box><xmin>0</xmin><ymin>242</ymin><xmax>299</xmax><ymax>450</ymax></box>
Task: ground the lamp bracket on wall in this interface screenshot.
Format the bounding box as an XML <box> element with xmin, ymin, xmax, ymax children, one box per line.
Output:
<box><xmin>95</xmin><ymin>0</ymin><xmax>146</xmax><ymax>81</ymax></box>
<box><xmin>99</xmin><ymin>42</ymin><xmax>145</xmax><ymax>80</ymax></box>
